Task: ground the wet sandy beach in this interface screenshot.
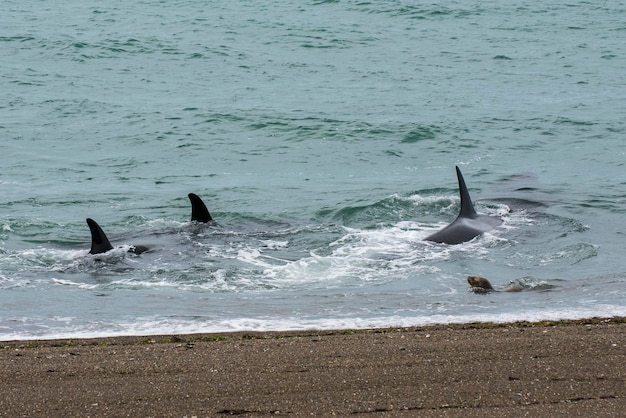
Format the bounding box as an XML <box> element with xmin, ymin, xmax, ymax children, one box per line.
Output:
<box><xmin>1</xmin><ymin>318</ymin><xmax>624</xmax><ymax>417</ymax></box>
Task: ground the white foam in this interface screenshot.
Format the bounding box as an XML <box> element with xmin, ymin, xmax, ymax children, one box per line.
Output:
<box><xmin>51</xmin><ymin>278</ymin><xmax>99</xmax><ymax>289</ymax></box>
<box><xmin>260</xmin><ymin>239</ymin><xmax>288</xmax><ymax>249</ymax></box>
<box><xmin>3</xmin><ymin>306</ymin><xmax>625</xmax><ymax>341</ymax></box>
<box><xmin>255</xmin><ymin>221</ymin><xmax>499</xmax><ymax>288</ymax></box>
<box><xmin>236</xmin><ymin>248</ymin><xmax>276</xmax><ymax>268</ymax></box>
<box><xmin>407</xmin><ymin>193</ymin><xmax>456</xmax><ymax>207</ymax></box>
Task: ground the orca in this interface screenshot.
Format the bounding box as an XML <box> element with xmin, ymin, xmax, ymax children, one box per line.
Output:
<box><xmin>188</xmin><ymin>193</ymin><xmax>213</xmax><ymax>223</ymax></box>
<box><xmin>86</xmin><ymin>193</ymin><xmax>213</xmax><ymax>255</ymax></box>
<box><xmin>86</xmin><ymin>218</ymin><xmax>114</xmax><ymax>254</ymax></box>
<box><xmin>86</xmin><ymin>218</ymin><xmax>150</xmax><ymax>255</ymax></box>
<box><xmin>424</xmin><ymin>166</ymin><xmax>502</xmax><ymax>245</ymax></box>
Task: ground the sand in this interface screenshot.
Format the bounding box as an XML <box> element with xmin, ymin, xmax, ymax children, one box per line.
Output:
<box><xmin>1</xmin><ymin>317</ymin><xmax>624</xmax><ymax>417</ymax></box>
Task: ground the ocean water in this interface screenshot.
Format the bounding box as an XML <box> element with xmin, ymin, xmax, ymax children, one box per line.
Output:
<box><xmin>1</xmin><ymin>0</ymin><xmax>625</xmax><ymax>340</ymax></box>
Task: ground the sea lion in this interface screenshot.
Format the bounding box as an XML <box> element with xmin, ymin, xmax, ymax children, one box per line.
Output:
<box><xmin>467</xmin><ymin>275</ymin><xmax>523</xmax><ymax>294</ymax></box>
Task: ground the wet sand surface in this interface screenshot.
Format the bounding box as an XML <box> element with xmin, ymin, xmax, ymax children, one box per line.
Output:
<box><xmin>1</xmin><ymin>318</ymin><xmax>624</xmax><ymax>417</ymax></box>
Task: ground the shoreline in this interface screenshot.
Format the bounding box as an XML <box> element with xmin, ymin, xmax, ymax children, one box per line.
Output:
<box><xmin>2</xmin><ymin>317</ymin><xmax>624</xmax><ymax>416</ymax></box>
<box><xmin>2</xmin><ymin>316</ymin><xmax>624</xmax><ymax>347</ymax></box>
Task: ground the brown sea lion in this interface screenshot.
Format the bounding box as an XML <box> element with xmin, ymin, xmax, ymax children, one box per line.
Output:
<box><xmin>467</xmin><ymin>275</ymin><xmax>523</xmax><ymax>294</ymax></box>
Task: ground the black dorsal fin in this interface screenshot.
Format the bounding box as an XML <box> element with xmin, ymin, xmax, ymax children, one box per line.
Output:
<box><xmin>188</xmin><ymin>193</ymin><xmax>213</xmax><ymax>223</ymax></box>
<box><xmin>86</xmin><ymin>218</ymin><xmax>114</xmax><ymax>254</ymax></box>
<box><xmin>456</xmin><ymin>166</ymin><xmax>478</xmax><ymax>218</ymax></box>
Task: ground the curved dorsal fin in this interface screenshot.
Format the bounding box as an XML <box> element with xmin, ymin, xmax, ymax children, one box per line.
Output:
<box><xmin>456</xmin><ymin>166</ymin><xmax>478</xmax><ymax>218</ymax></box>
<box><xmin>188</xmin><ymin>193</ymin><xmax>213</xmax><ymax>223</ymax></box>
<box><xmin>86</xmin><ymin>218</ymin><xmax>114</xmax><ymax>254</ymax></box>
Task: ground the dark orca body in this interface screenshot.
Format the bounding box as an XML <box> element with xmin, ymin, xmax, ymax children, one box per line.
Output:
<box><xmin>86</xmin><ymin>193</ymin><xmax>213</xmax><ymax>255</ymax></box>
<box><xmin>424</xmin><ymin>166</ymin><xmax>502</xmax><ymax>245</ymax></box>
<box><xmin>188</xmin><ymin>193</ymin><xmax>213</xmax><ymax>223</ymax></box>
<box><xmin>86</xmin><ymin>218</ymin><xmax>114</xmax><ymax>254</ymax></box>
<box><xmin>86</xmin><ymin>218</ymin><xmax>150</xmax><ymax>255</ymax></box>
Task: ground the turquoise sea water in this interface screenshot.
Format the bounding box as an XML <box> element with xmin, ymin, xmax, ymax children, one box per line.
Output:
<box><xmin>2</xmin><ymin>1</ymin><xmax>625</xmax><ymax>339</ymax></box>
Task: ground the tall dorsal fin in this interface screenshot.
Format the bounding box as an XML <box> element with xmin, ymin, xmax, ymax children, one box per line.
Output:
<box><xmin>188</xmin><ymin>193</ymin><xmax>213</xmax><ymax>223</ymax></box>
<box><xmin>86</xmin><ymin>218</ymin><xmax>114</xmax><ymax>254</ymax></box>
<box><xmin>456</xmin><ymin>166</ymin><xmax>478</xmax><ymax>218</ymax></box>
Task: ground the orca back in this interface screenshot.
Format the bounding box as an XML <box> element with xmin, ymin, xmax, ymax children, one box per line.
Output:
<box><xmin>424</xmin><ymin>166</ymin><xmax>501</xmax><ymax>244</ymax></box>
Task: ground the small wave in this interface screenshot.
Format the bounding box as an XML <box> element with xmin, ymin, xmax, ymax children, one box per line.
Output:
<box><xmin>4</xmin><ymin>307</ymin><xmax>626</xmax><ymax>341</ymax></box>
<box><xmin>500</xmin><ymin>276</ymin><xmax>560</xmax><ymax>292</ymax></box>
<box><xmin>259</xmin><ymin>222</ymin><xmax>494</xmax><ymax>289</ymax></box>
<box><xmin>260</xmin><ymin>239</ymin><xmax>288</xmax><ymax>250</ymax></box>
<box><xmin>13</xmin><ymin>247</ymin><xmax>88</xmax><ymax>267</ymax></box>
<box><xmin>0</xmin><ymin>274</ymin><xmax>29</xmax><ymax>290</ymax></box>
<box><xmin>51</xmin><ymin>278</ymin><xmax>98</xmax><ymax>290</ymax></box>
<box><xmin>538</xmin><ymin>243</ymin><xmax>598</xmax><ymax>265</ymax></box>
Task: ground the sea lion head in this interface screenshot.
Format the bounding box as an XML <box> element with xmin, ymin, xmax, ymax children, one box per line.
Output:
<box><xmin>467</xmin><ymin>275</ymin><xmax>494</xmax><ymax>293</ymax></box>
